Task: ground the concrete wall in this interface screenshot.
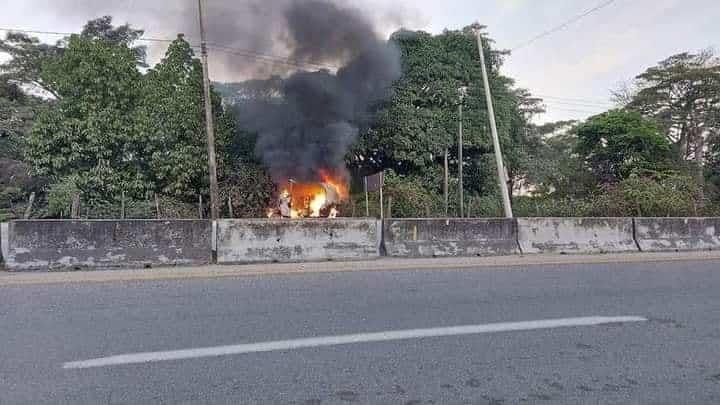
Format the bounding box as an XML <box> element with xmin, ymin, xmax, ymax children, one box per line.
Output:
<box><xmin>5</xmin><ymin>220</ymin><xmax>212</xmax><ymax>271</ymax></box>
<box><xmin>216</xmin><ymin>219</ymin><xmax>381</xmax><ymax>264</ymax></box>
<box><xmin>383</xmin><ymin>219</ymin><xmax>519</xmax><ymax>258</ymax></box>
<box><xmin>1</xmin><ymin>222</ymin><xmax>8</xmax><ymax>265</ymax></box>
<box><xmin>518</xmin><ymin>218</ymin><xmax>638</xmax><ymax>254</ymax></box>
<box><xmin>635</xmin><ymin>218</ymin><xmax>720</xmax><ymax>252</ymax></box>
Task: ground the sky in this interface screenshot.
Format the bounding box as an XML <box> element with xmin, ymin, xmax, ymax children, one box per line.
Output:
<box><xmin>1</xmin><ymin>0</ymin><xmax>719</xmax><ymax>122</ymax></box>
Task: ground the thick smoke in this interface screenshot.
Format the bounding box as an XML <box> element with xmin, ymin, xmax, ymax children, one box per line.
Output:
<box><xmin>234</xmin><ymin>0</ymin><xmax>402</xmax><ymax>183</ymax></box>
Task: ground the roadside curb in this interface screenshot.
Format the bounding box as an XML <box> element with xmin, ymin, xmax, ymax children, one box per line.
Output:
<box><xmin>2</xmin><ymin>251</ymin><xmax>720</xmax><ymax>286</ymax></box>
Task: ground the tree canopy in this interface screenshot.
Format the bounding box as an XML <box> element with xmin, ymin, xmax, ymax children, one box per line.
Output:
<box><xmin>576</xmin><ymin>110</ymin><xmax>672</xmax><ymax>184</ymax></box>
<box><xmin>625</xmin><ymin>50</ymin><xmax>720</xmax><ymax>171</ymax></box>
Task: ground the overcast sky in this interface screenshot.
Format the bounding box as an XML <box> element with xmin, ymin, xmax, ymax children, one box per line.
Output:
<box><xmin>1</xmin><ymin>0</ymin><xmax>718</xmax><ymax>122</ymax></box>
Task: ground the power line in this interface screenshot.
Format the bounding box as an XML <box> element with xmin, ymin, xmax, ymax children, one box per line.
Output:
<box><xmin>543</xmin><ymin>99</ymin><xmax>613</xmax><ymax>109</ymax></box>
<box><xmin>0</xmin><ymin>26</ymin><xmax>338</xmax><ymax>71</ymax></box>
<box><xmin>546</xmin><ymin>106</ymin><xmax>604</xmax><ymax>114</ymax></box>
<box><xmin>511</xmin><ymin>0</ymin><xmax>619</xmax><ymax>52</ymax></box>
<box><xmin>208</xmin><ymin>44</ymin><xmax>340</xmax><ymax>71</ymax></box>
<box><xmin>538</xmin><ymin>94</ymin><xmax>614</xmax><ymax>106</ymax></box>
<box><xmin>0</xmin><ymin>26</ymin><xmax>176</xmax><ymax>44</ymax></box>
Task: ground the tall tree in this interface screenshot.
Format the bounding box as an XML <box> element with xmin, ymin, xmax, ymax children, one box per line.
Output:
<box><xmin>575</xmin><ymin>110</ymin><xmax>672</xmax><ymax>184</ymax></box>
<box><xmin>627</xmin><ymin>50</ymin><xmax>720</xmax><ymax>175</ymax></box>
<box><xmin>78</xmin><ymin>15</ymin><xmax>148</xmax><ymax>67</ymax></box>
<box><xmin>136</xmin><ymin>35</ymin><xmax>232</xmax><ymax>200</ymax></box>
<box><xmin>0</xmin><ymin>32</ymin><xmax>63</xmax><ymax>98</ymax></box>
<box><xmin>352</xmin><ymin>24</ymin><xmax>540</xmax><ymax>204</ymax></box>
<box><xmin>0</xmin><ymin>16</ymin><xmax>147</xmax><ymax>98</ymax></box>
<box><xmin>25</xmin><ymin>33</ymin><xmax>144</xmax><ymax>201</ymax></box>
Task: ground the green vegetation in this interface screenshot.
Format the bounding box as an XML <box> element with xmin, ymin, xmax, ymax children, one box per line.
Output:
<box><xmin>1</xmin><ymin>17</ymin><xmax>267</xmax><ymax>218</ymax></box>
<box><xmin>1</xmin><ymin>18</ymin><xmax>719</xmax><ymax>219</ymax></box>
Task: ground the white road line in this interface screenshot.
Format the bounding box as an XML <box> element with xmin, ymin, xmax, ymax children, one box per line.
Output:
<box><xmin>63</xmin><ymin>316</ymin><xmax>647</xmax><ymax>369</ymax></box>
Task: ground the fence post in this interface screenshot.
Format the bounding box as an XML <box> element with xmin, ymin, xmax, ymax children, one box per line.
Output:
<box><xmin>121</xmin><ymin>191</ymin><xmax>126</xmax><ymax>219</ymax></box>
<box><xmin>155</xmin><ymin>194</ymin><xmax>161</xmax><ymax>219</ymax></box>
<box><xmin>71</xmin><ymin>194</ymin><xmax>80</xmax><ymax>219</ymax></box>
<box><xmin>24</xmin><ymin>192</ymin><xmax>36</xmax><ymax>220</ymax></box>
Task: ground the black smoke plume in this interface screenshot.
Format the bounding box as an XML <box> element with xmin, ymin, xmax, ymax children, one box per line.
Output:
<box><xmin>235</xmin><ymin>1</ymin><xmax>401</xmax><ymax>183</ymax></box>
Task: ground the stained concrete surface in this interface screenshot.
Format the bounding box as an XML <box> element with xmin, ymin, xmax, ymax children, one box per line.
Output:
<box><xmin>383</xmin><ymin>219</ymin><xmax>519</xmax><ymax>257</ymax></box>
<box><xmin>635</xmin><ymin>217</ymin><xmax>720</xmax><ymax>252</ymax></box>
<box><xmin>216</xmin><ymin>219</ymin><xmax>381</xmax><ymax>264</ymax></box>
<box><xmin>518</xmin><ymin>218</ymin><xmax>638</xmax><ymax>254</ymax></box>
<box><xmin>5</xmin><ymin>220</ymin><xmax>212</xmax><ymax>271</ymax></box>
<box><xmin>1</xmin><ymin>260</ymin><xmax>720</xmax><ymax>404</ymax></box>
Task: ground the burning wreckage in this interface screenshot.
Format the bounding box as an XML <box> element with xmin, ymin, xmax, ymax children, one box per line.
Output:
<box><xmin>229</xmin><ymin>1</ymin><xmax>400</xmax><ymax>219</ymax></box>
<box><xmin>267</xmin><ymin>172</ymin><xmax>349</xmax><ymax>219</ymax></box>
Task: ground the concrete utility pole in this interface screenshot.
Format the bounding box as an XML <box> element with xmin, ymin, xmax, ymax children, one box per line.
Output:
<box><xmin>476</xmin><ymin>30</ymin><xmax>513</xmax><ymax>218</ymax></box>
<box><xmin>444</xmin><ymin>149</ymin><xmax>449</xmax><ymax>217</ymax></box>
<box><xmin>458</xmin><ymin>87</ymin><xmax>468</xmax><ymax>218</ymax></box>
<box><xmin>198</xmin><ymin>0</ymin><xmax>220</xmax><ymax>220</ymax></box>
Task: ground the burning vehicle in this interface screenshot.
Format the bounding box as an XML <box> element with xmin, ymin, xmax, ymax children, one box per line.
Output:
<box><xmin>267</xmin><ymin>171</ymin><xmax>349</xmax><ymax>218</ymax></box>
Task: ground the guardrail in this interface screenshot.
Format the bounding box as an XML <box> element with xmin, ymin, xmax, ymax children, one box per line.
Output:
<box><xmin>1</xmin><ymin>217</ymin><xmax>718</xmax><ymax>271</ymax></box>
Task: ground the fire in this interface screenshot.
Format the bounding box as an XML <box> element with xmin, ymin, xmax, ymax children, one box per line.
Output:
<box><xmin>268</xmin><ymin>170</ymin><xmax>349</xmax><ymax>219</ymax></box>
<box><xmin>309</xmin><ymin>193</ymin><xmax>327</xmax><ymax>218</ymax></box>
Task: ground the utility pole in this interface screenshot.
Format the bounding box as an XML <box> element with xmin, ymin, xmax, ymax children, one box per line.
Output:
<box><xmin>476</xmin><ymin>30</ymin><xmax>513</xmax><ymax>218</ymax></box>
<box><xmin>458</xmin><ymin>87</ymin><xmax>468</xmax><ymax>218</ymax></box>
<box><xmin>198</xmin><ymin>0</ymin><xmax>220</xmax><ymax>220</ymax></box>
<box><xmin>444</xmin><ymin>149</ymin><xmax>449</xmax><ymax>217</ymax></box>
<box><xmin>458</xmin><ymin>103</ymin><xmax>464</xmax><ymax>218</ymax></box>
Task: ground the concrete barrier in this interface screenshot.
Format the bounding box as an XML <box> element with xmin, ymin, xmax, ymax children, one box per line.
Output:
<box><xmin>518</xmin><ymin>218</ymin><xmax>638</xmax><ymax>254</ymax></box>
<box><xmin>383</xmin><ymin>219</ymin><xmax>519</xmax><ymax>258</ymax></box>
<box><xmin>5</xmin><ymin>220</ymin><xmax>212</xmax><ymax>271</ymax></box>
<box><xmin>635</xmin><ymin>218</ymin><xmax>720</xmax><ymax>252</ymax></box>
<box><xmin>216</xmin><ymin>219</ymin><xmax>381</xmax><ymax>264</ymax></box>
<box><xmin>1</xmin><ymin>222</ymin><xmax>8</xmax><ymax>265</ymax></box>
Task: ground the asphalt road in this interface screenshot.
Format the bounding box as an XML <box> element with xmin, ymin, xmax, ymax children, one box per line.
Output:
<box><xmin>2</xmin><ymin>260</ymin><xmax>720</xmax><ymax>404</ymax></box>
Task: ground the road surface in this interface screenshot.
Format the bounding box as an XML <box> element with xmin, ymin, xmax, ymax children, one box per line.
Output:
<box><xmin>2</xmin><ymin>259</ymin><xmax>720</xmax><ymax>404</ymax></box>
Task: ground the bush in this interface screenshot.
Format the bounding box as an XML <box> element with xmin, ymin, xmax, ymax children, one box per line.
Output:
<box><xmin>586</xmin><ymin>173</ymin><xmax>705</xmax><ymax>217</ymax></box>
<box><xmin>46</xmin><ymin>177</ymin><xmax>81</xmax><ymax>218</ymax></box>
<box><xmin>466</xmin><ymin>195</ymin><xmax>504</xmax><ymax>217</ymax></box>
<box><xmin>384</xmin><ymin>172</ymin><xmax>443</xmax><ymax>218</ymax></box>
<box><xmin>352</xmin><ymin>171</ymin><xmax>442</xmax><ymax>218</ymax></box>
<box><xmin>513</xmin><ymin>196</ymin><xmax>593</xmax><ymax>217</ymax></box>
<box><xmin>220</xmin><ymin>163</ymin><xmax>275</xmax><ymax>218</ymax></box>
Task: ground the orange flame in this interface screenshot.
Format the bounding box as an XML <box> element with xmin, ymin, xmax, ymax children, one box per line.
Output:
<box><xmin>276</xmin><ymin>170</ymin><xmax>349</xmax><ymax>218</ymax></box>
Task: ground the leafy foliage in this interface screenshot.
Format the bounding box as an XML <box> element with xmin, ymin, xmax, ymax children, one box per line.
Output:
<box><xmin>136</xmin><ymin>36</ymin><xmax>230</xmax><ymax>199</ymax></box>
<box><xmin>589</xmin><ymin>173</ymin><xmax>706</xmax><ymax>217</ymax></box>
<box><xmin>220</xmin><ymin>164</ymin><xmax>275</xmax><ymax>218</ymax></box>
<box><xmin>352</xmin><ymin>24</ymin><xmax>542</xmax><ymax>211</ymax></box>
<box><xmin>25</xmin><ymin>33</ymin><xmax>144</xmax><ymax>202</ymax></box>
<box><xmin>575</xmin><ymin>110</ymin><xmax>672</xmax><ymax>184</ymax></box>
<box><xmin>626</xmin><ymin>50</ymin><xmax>720</xmax><ymax>171</ymax></box>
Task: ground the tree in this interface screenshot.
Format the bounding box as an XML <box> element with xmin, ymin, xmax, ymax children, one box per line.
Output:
<box><xmin>518</xmin><ymin>120</ymin><xmax>595</xmax><ymax>197</ymax></box>
<box><xmin>25</xmin><ymin>33</ymin><xmax>144</xmax><ymax>202</ymax></box>
<box><xmin>136</xmin><ymin>35</ymin><xmax>220</xmax><ymax>200</ymax></box>
<box><xmin>352</xmin><ymin>24</ymin><xmax>540</xmax><ymax>213</ymax></box>
<box><xmin>0</xmin><ymin>80</ymin><xmax>44</xmax><ymax>158</ymax></box>
<box><xmin>78</xmin><ymin>16</ymin><xmax>147</xmax><ymax>66</ymax></box>
<box><xmin>626</xmin><ymin>50</ymin><xmax>720</xmax><ymax>175</ymax></box>
<box><xmin>0</xmin><ymin>16</ymin><xmax>147</xmax><ymax>98</ymax></box>
<box><xmin>0</xmin><ymin>32</ymin><xmax>63</xmax><ymax>98</ymax></box>
<box><xmin>575</xmin><ymin>110</ymin><xmax>672</xmax><ymax>184</ymax></box>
